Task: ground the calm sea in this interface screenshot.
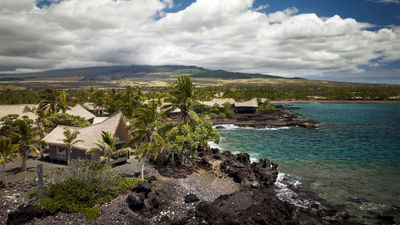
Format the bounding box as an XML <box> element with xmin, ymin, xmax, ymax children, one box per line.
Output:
<box><xmin>216</xmin><ymin>103</ymin><xmax>400</xmax><ymax>220</ymax></box>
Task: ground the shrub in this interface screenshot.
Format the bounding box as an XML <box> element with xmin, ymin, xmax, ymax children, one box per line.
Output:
<box><xmin>33</xmin><ymin>160</ymin><xmax>143</xmax><ymax>220</ymax></box>
<box><xmin>47</xmin><ymin>113</ymin><xmax>90</xmax><ymax>128</ymax></box>
<box><xmin>208</xmin><ymin>113</ymin><xmax>217</xmax><ymax>119</ymax></box>
<box><xmin>82</xmin><ymin>208</ymin><xmax>101</xmax><ymax>220</ymax></box>
<box><xmin>216</xmin><ymin>113</ymin><xmax>226</xmax><ymax>119</ymax></box>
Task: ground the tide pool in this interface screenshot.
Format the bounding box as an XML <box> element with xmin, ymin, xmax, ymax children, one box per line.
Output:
<box><xmin>217</xmin><ymin>103</ymin><xmax>400</xmax><ymax>220</ymax></box>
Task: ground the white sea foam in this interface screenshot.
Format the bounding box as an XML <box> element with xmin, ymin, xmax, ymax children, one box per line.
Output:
<box><xmin>249</xmin><ymin>152</ymin><xmax>259</xmax><ymax>163</ymax></box>
<box><xmin>213</xmin><ymin>124</ymin><xmax>239</xmax><ymax>130</ymax></box>
<box><xmin>259</xmin><ymin>126</ymin><xmax>290</xmax><ymax>131</ymax></box>
<box><xmin>208</xmin><ymin>141</ymin><xmax>223</xmax><ymax>150</ymax></box>
<box><xmin>213</xmin><ymin>124</ymin><xmax>291</xmax><ymax>131</ymax></box>
<box><xmin>274</xmin><ymin>173</ymin><xmax>320</xmax><ymax>209</ymax></box>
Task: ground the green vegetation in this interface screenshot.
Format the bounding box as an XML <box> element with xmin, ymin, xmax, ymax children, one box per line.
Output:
<box><xmin>61</xmin><ymin>128</ymin><xmax>83</xmax><ymax>165</ymax></box>
<box><xmin>7</xmin><ymin>118</ymin><xmax>44</xmax><ymax>171</ymax></box>
<box><xmin>87</xmin><ymin>131</ymin><xmax>129</xmax><ymax>163</ymax></box>
<box><xmin>39</xmin><ymin>89</ymin><xmax>67</xmax><ymax>114</ymax></box>
<box><xmin>47</xmin><ymin>113</ymin><xmax>91</xmax><ymax>128</ymax></box>
<box><xmin>0</xmin><ymin>136</ymin><xmax>19</xmax><ymax>184</ymax></box>
<box><xmin>165</xmin><ymin>120</ymin><xmax>220</xmax><ymax>164</ymax></box>
<box><xmin>257</xmin><ymin>99</ymin><xmax>275</xmax><ymax>111</ymax></box>
<box><xmin>127</xmin><ymin>100</ymin><xmax>166</xmax><ymax>161</ymax></box>
<box><xmin>34</xmin><ymin>160</ymin><xmax>143</xmax><ymax>220</ymax></box>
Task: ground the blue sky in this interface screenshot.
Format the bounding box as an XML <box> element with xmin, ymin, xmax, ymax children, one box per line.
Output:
<box><xmin>2</xmin><ymin>0</ymin><xmax>400</xmax><ymax>84</ymax></box>
<box><xmin>165</xmin><ymin>0</ymin><xmax>400</xmax><ymax>26</ymax></box>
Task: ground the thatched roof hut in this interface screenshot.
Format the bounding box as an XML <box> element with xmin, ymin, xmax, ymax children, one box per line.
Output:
<box><xmin>43</xmin><ymin>113</ymin><xmax>130</xmax><ymax>163</ymax></box>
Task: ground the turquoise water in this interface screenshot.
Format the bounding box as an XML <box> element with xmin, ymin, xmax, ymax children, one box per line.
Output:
<box><xmin>218</xmin><ymin>103</ymin><xmax>400</xmax><ymax>219</ymax></box>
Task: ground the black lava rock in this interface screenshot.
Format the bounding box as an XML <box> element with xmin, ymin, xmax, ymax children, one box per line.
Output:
<box><xmin>185</xmin><ymin>194</ymin><xmax>200</xmax><ymax>203</ymax></box>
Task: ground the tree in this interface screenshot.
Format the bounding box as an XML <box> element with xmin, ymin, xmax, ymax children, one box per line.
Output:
<box><xmin>165</xmin><ymin>120</ymin><xmax>220</xmax><ymax>165</ymax></box>
<box><xmin>0</xmin><ymin>137</ymin><xmax>19</xmax><ymax>185</ymax></box>
<box><xmin>39</xmin><ymin>89</ymin><xmax>61</xmax><ymax>114</ymax></box>
<box><xmin>35</xmin><ymin>108</ymin><xmax>51</xmax><ymax>159</ymax></box>
<box><xmin>164</xmin><ymin>76</ymin><xmax>199</xmax><ymax>125</ymax></box>
<box><xmin>61</xmin><ymin>128</ymin><xmax>83</xmax><ymax>165</ymax></box>
<box><xmin>47</xmin><ymin>113</ymin><xmax>91</xmax><ymax>128</ymax></box>
<box><xmin>126</xmin><ymin>100</ymin><xmax>166</xmax><ymax>161</ymax></box>
<box><xmin>38</xmin><ymin>89</ymin><xmax>68</xmax><ymax>114</ymax></box>
<box><xmin>87</xmin><ymin>131</ymin><xmax>129</xmax><ymax>164</ymax></box>
<box><xmin>8</xmin><ymin>120</ymin><xmax>44</xmax><ymax>171</ymax></box>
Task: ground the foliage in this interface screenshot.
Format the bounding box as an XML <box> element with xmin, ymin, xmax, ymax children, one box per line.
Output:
<box><xmin>8</xmin><ymin>119</ymin><xmax>44</xmax><ymax>171</ymax></box>
<box><xmin>0</xmin><ymin>137</ymin><xmax>19</xmax><ymax>164</ymax></box>
<box><xmin>127</xmin><ymin>100</ymin><xmax>166</xmax><ymax>160</ymax></box>
<box><xmin>164</xmin><ymin>120</ymin><xmax>220</xmax><ymax>161</ymax></box>
<box><xmin>47</xmin><ymin>113</ymin><xmax>90</xmax><ymax>128</ymax></box>
<box><xmin>0</xmin><ymin>136</ymin><xmax>19</xmax><ymax>184</ymax></box>
<box><xmin>164</xmin><ymin>75</ymin><xmax>198</xmax><ymax>124</ymax></box>
<box><xmin>38</xmin><ymin>89</ymin><xmax>67</xmax><ymax>114</ymax></box>
<box><xmin>35</xmin><ymin>160</ymin><xmax>143</xmax><ymax>220</ymax></box>
<box><xmin>257</xmin><ymin>99</ymin><xmax>275</xmax><ymax>111</ymax></box>
<box><xmin>61</xmin><ymin>128</ymin><xmax>83</xmax><ymax>165</ymax></box>
<box><xmin>0</xmin><ymin>114</ymin><xmax>34</xmax><ymax>136</ymax></box>
<box><xmin>87</xmin><ymin>131</ymin><xmax>129</xmax><ymax>163</ymax></box>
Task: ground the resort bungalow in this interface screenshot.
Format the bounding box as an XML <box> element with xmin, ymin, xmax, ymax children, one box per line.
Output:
<box><xmin>42</xmin><ymin>113</ymin><xmax>131</xmax><ymax>165</ymax></box>
<box><xmin>0</xmin><ymin>104</ymin><xmax>38</xmax><ymax>121</ymax></box>
<box><xmin>83</xmin><ymin>102</ymin><xmax>105</xmax><ymax>115</ymax></box>
<box><xmin>234</xmin><ymin>99</ymin><xmax>258</xmax><ymax>114</ymax></box>
<box><xmin>198</xmin><ymin>98</ymin><xmax>236</xmax><ymax>107</ymax></box>
<box><xmin>65</xmin><ymin>104</ymin><xmax>96</xmax><ymax>122</ymax></box>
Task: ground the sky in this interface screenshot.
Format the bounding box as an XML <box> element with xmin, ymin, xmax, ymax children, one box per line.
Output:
<box><xmin>0</xmin><ymin>0</ymin><xmax>399</xmax><ymax>84</ymax></box>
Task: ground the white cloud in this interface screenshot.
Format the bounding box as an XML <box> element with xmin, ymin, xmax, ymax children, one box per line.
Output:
<box><xmin>254</xmin><ymin>4</ymin><xmax>269</xmax><ymax>11</ymax></box>
<box><xmin>0</xmin><ymin>0</ymin><xmax>399</xmax><ymax>80</ymax></box>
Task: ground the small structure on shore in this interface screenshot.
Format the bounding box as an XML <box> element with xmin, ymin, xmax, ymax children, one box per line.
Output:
<box><xmin>0</xmin><ymin>104</ymin><xmax>38</xmax><ymax>121</ymax></box>
<box><xmin>234</xmin><ymin>99</ymin><xmax>258</xmax><ymax>113</ymax></box>
<box><xmin>43</xmin><ymin>113</ymin><xmax>130</xmax><ymax>164</ymax></box>
<box><xmin>65</xmin><ymin>104</ymin><xmax>96</xmax><ymax>122</ymax></box>
<box><xmin>199</xmin><ymin>98</ymin><xmax>236</xmax><ymax>107</ymax></box>
<box><xmin>83</xmin><ymin>102</ymin><xmax>105</xmax><ymax>115</ymax></box>
<box><xmin>198</xmin><ymin>98</ymin><xmax>258</xmax><ymax>114</ymax></box>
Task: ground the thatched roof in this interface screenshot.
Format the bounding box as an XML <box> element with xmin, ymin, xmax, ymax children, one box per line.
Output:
<box><xmin>93</xmin><ymin>117</ymin><xmax>108</xmax><ymax>124</ymax></box>
<box><xmin>0</xmin><ymin>104</ymin><xmax>38</xmax><ymax>121</ymax></box>
<box><xmin>65</xmin><ymin>104</ymin><xmax>96</xmax><ymax>120</ymax></box>
<box><xmin>43</xmin><ymin>113</ymin><xmax>130</xmax><ymax>151</ymax></box>
<box><xmin>83</xmin><ymin>102</ymin><xmax>104</xmax><ymax>111</ymax></box>
<box><xmin>199</xmin><ymin>98</ymin><xmax>236</xmax><ymax>107</ymax></box>
<box><xmin>234</xmin><ymin>99</ymin><xmax>258</xmax><ymax>108</ymax></box>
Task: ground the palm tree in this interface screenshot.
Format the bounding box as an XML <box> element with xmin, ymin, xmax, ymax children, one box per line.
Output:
<box><xmin>39</xmin><ymin>89</ymin><xmax>68</xmax><ymax>114</ymax></box>
<box><xmin>164</xmin><ymin>76</ymin><xmax>199</xmax><ymax>125</ymax></box>
<box><xmin>0</xmin><ymin>137</ymin><xmax>19</xmax><ymax>185</ymax></box>
<box><xmin>58</xmin><ymin>91</ymin><xmax>68</xmax><ymax>113</ymax></box>
<box><xmin>8</xmin><ymin>120</ymin><xmax>44</xmax><ymax>171</ymax></box>
<box><xmin>39</xmin><ymin>89</ymin><xmax>60</xmax><ymax>114</ymax></box>
<box><xmin>126</xmin><ymin>100</ymin><xmax>166</xmax><ymax>160</ymax></box>
<box><xmin>61</xmin><ymin>128</ymin><xmax>83</xmax><ymax>165</ymax></box>
<box><xmin>87</xmin><ymin>131</ymin><xmax>129</xmax><ymax>164</ymax></box>
<box><xmin>35</xmin><ymin>108</ymin><xmax>50</xmax><ymax>159</ymax></box>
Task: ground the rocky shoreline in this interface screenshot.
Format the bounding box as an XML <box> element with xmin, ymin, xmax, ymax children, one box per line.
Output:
<box><xmin>3</xmin><ymin>147</ymin><xmax>387</xmax><ymax>225</ymax></box>
<box><xmin>213</xmin><ymin>105</ymin><xmax>319</xmax><ymax>129</ymax></box>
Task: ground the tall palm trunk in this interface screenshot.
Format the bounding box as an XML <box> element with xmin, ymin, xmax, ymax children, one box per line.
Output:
<box><xmin>67</xmin><ymin>146</ymin><xmax>71</xmax><ymax>166</ymax></box>
<box><xmin>171</xmin><ymin>151</ymin><xmax>175</xmax><ymax>171</ymax></box>
<box><xmin>2</xmin><ymin>149</ymin><xmax>6</xmax><ymax>185</ymax></box>
<box><xmin>21</xmin><ymin>150</ymin><xmax>27</xmax><ymax>172</ymax></box>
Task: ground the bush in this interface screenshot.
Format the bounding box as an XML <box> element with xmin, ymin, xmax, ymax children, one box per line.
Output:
<box><xmin>83</xmin><ymin>208</ymin><xmax>101</xmax><ymax>220</ymax></box>
<box><xmin>216</xmin><ymin>113</ymin><xmax>226</xmax><ymax>119</ymax></box>
<box><xmin>208</xmin><ymin>113</ymin><xmax>217</xmax><ymax>119</ymax></box>
<box><xmin>34</xmin><ymin>160</ymin><xmax>143</xmax><ymax>220</ymax></box>
<box><xmin>47</xmin><ymin>113</ymin><xmax>90</xmax><ymax>128</ymax></box>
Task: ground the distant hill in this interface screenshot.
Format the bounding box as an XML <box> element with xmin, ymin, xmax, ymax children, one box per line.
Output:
<box><xmin>0</xmin><ymin>65</ymin><xmax>287</xmax><ymax>81</ymax></box>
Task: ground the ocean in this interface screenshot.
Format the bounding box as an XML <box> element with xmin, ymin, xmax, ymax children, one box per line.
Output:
<box><xmin>214</xmin><ymin>103</ymin><xmax>400</xmax><ymax>220</ymax></box>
